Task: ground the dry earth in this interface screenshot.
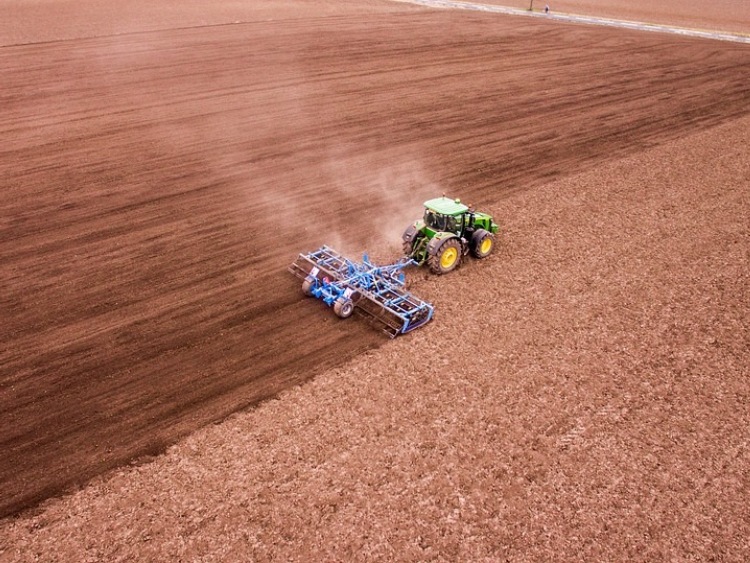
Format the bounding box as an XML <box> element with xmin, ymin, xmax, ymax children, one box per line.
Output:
<box><xmin>1</xmin><ymin>0</ymin><xmax>749</xmax><ymax>560</ymax></box>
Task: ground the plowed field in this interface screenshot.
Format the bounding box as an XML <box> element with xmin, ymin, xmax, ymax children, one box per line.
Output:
<box><xmin>1</xmin><ymin>0</ymin><xmax>749</xmax><ymax>557</ymax></box>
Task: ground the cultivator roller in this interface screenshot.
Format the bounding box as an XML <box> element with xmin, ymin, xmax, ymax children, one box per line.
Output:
<box><xmin>289</xmin><ymin>245</ymin><xmax>434</xmax><ymax>337</ymax></box>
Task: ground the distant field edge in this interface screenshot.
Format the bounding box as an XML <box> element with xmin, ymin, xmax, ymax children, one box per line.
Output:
<box><xmin>393</xmin><ymin>0</ymin><xmax>750</xmax><ymax>44</ymax></box>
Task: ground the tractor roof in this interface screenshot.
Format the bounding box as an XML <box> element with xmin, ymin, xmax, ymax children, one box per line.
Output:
<box><xmin>424</xmin><ymin>196</ymin><xmax>469</xmax><ymax>216</ymax></box>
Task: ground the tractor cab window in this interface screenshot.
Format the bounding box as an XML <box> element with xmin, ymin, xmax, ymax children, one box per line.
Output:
<box><xmin>445</xmin><ymin>215</ymin><xmax>458</xmax><ymax>232</ymax></box>
<box><xmin>424</xmin><ymin>210</ymin><xmax>448</xmax><ymax>231</ymax></box>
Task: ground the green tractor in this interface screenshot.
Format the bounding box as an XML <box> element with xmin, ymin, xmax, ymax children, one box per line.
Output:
<box><xmin>402</xmin><ymin>196</ymin><xmax>499</xmax><ymax>274</ymax></box>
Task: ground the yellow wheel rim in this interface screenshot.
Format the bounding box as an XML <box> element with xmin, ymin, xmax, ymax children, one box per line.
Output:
<box><xmin>440</xmin><ymin>247</ymin><xmax>458</xmax><ymax>269</ymax></box>
<box><xmin>480</xmin><ymin>238</ymin><xmax>493</xmax><ymax>254</ymax></box>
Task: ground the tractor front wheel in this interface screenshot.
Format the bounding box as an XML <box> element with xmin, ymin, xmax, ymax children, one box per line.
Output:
<box><xmin>471</xmin><ymin>229</ymin><xmax>495</xmax><ymax>259</ymax></box>
<box><xmin>333</xmin><ymin>297</ymin><xmax>355</xmax><ymax>319</ymax></box>
<box><xmin>428</xmin><ymin>238</ymin><xmax>462</xmax><ymax>275</ymax></box>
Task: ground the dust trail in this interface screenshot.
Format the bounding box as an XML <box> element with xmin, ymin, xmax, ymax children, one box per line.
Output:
<box><xmin>321</xmin><ymin>145</ymin><xmax>441</xmax><ymax>261</ymax></box>
<box><xmin>253</xmin><ymin>144</ymin><xmax>442</xmax><ymax>265</ymax></box>
<box><xmin>394</xmin><ymin>0</ymin><xmax>750</xmax><ymax>44</ymax></box>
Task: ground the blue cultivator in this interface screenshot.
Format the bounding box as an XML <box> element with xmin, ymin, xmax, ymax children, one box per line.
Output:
<box><xmin>289</xmin><ymin>245</ymin><xmax>434</xmax><ymax>337</ymax></box>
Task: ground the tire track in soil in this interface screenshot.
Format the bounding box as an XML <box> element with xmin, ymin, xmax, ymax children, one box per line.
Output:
<box><xmin>1</xmin><ymin>10</ymin><xmax>749</xmax><ymax>518</ymax></box>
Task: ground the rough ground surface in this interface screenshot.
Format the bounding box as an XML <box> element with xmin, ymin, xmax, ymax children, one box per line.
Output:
<box><xmin>1</xmin><ymin>0</ymin><xmax>749</xmax><ymax>559</ymax></box>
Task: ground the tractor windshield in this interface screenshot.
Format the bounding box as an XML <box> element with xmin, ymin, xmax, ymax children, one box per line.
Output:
<box><xmin>424</xmin><ymin>209</ymin><xmax>459</xmax><ymax>233</ymax></box>
<box><xmin>424</xmin><ymin>210</ymin><xmax>448</xmax><ymax>231</ymax></box>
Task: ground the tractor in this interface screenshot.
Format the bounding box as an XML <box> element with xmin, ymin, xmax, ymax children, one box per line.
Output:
<box><xmin>402</xmin><ymin>196</ymin><xmax>499</xmax><ymax>274</ymax></box>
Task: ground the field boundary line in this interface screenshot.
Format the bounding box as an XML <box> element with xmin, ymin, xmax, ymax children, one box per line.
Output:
<box><xmin>394</xmin><ymin>0</ymin><xmax>750</xmax><ymax>44</ymax></box>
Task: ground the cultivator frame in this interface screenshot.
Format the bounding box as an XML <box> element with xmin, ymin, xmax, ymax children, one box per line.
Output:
<box><xmin>289</xmin><ymin>246</ymin><xmax>433</xmax><ymax>337</ymax></box>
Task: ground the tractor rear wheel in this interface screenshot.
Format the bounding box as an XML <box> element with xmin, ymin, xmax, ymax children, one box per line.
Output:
<box><xmin>333</xmin><ymin>297</ymin><xmax>355</xmax><ymax>319</ymax></box>
<box><xmin>428</xmin><ymin>238</ymin><xmax>462</xmax><ymax>275</ymax></box>
<box><xmin>471</xmin><ymin>229</ymin><xmax>495</xmax><ymax>259</ymax></box>
<box><xmin>402</xmin><ymin>224</ymin><xmax>418</xmax><ymax>256</ymax></box>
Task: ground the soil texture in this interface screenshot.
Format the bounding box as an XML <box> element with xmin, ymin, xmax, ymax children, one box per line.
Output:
<box><xmin>0</xmin><ymin>0</ymin><xmax>748</xmax><ymax>559</ymax></box>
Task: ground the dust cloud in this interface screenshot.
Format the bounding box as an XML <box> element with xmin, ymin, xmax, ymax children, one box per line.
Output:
<box><xmin>322</xmin><ymin>145</ymin><xmax>442</xmax><ymax>260</ymax></box>
<box><xmin>254</xmin><ymin>144</ymin><xmax>443</xmax><ymax>265</ymax></box>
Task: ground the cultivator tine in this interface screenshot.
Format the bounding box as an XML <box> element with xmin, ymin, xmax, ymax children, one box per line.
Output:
<box><xmin>355</xmin><ymin>298</ymin><xmax>405</xmax><ymax>338</ymax></box>
<box><xmin>289</xmin><ymin>245</ymin><xmax>347</xmax><ymax>282</ymax></box>
<box><xmin>289</xmin><ymin>246</ymin><xmax>433</xmax><ymax>336</ymax></box>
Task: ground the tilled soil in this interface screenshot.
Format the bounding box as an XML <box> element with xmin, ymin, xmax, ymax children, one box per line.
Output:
<box><xmin>1</xmin><ymin>0</ymin><xmax>749</xmax><ymax>558</ymax></box>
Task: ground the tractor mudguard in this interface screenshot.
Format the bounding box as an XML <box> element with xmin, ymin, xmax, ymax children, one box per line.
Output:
<box><xmin>402</xmin><ymin>224</ymin><xmax>419</xmax><ymax>245</ymax></box>
<box><xmin>426</xmin><ymin>232</ymin><xmax>460</xmax><ymax>257</ymax></box>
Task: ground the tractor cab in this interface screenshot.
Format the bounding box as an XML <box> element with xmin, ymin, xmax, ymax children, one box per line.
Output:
<box><xmin>424</xmin><ymin>209</ymin><xmax>460</xmax><ymax>233</ymax></box>
<box><xmin>422</xmin><ymin>197</ymin><xmax>469</xmax><ymax>235</ymax></box>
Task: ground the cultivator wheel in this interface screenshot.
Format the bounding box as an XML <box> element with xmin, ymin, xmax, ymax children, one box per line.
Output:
<box><xmin>333</xmin><ymin>297</ymin><xmax>355</xmax><ymax>318</ymax></box>
<box><xmin>302</xmin><ymin>277</ymin><xmax>315</xmax><ymax>297</ymax></box>
<box><xmin>428</xmin><ymin>238</ymin><xmax>462</xmax><ymax>275</ymax></box>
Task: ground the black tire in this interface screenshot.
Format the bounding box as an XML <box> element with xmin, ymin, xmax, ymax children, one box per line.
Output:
<box><xmin>333</xmin><ymin>297</ymin><xmax>355</xmax><ymax>318</ymax></box>
<box><xmin>302</xmin><ymin>277</ymin><xmax>315</xmax><ymax>296</ymax></box>
<box><xmin>471</xmin><ymin>229</ymin><xmax>495</xmax><ymax>259</ymax></box>
<box><xmin>402</xmin><ymin>224</ymin><xmax>418</xmax><ymax>256</ymax></box>
<box><xmin>427</xmin><ymin>238</ymin><xmax>462</xmax><ymax>275</ymax></box>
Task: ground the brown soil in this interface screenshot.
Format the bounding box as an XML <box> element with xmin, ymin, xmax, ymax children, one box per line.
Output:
<box><xmin>1</xmin><ymin>0</ymin><xmax>749</xmax><ymax>559</ymax></box>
